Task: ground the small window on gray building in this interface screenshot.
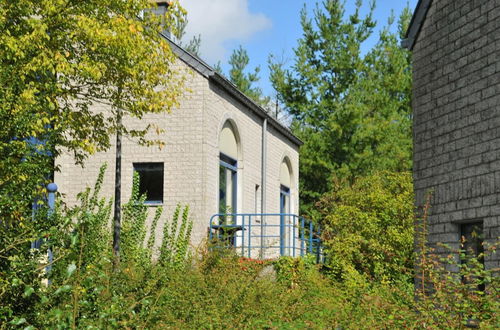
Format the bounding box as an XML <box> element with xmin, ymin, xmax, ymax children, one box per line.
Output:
<box><xmin>460</xmin><ymin>222</ymin><xmax>484</xmax><ymax>261</ymax></box>
<box><xmin>133</xmin><ymin>163</ymin><xmax>164</xmax><ymax>204</ymax></box>
<box><xmin>460</xmin><ymin>221</ymin><xmax>484</xmax><ymax>290</ymax></box>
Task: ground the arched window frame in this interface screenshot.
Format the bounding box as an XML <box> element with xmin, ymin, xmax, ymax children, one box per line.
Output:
<box><xmin>279</xmin><ymin>156</ymin><xmax>293</xmax><ymax>256</ymax></box>
<box><xmin>218</xmin><ymin>120</ymin><xmax>241</xmax><ymax>223</ymax></box>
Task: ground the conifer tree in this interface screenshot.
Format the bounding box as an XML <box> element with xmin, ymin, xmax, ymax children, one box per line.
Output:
<box><xmin>228</xmin><ymin>45</ymin><xmax>270</xmax><ymax>107</ymax></box>
<box><xmin>270</xmin><ymin>0</ymin><xmax>412</xmax><ymax>217</ymax></box>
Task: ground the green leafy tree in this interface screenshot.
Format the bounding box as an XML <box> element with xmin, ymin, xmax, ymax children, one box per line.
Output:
<box><xmin>0</xmin><ymin>0</ymin><xmax>186</xmax><ymax>224</ymax></box>
<box><xmin>270</xmin><ymin>0</ymin><xmax>412</xmax><ymax>217</ymax></box>
<box><xmin>317</xmin><ymin>171</ymin><xmax>414</xmax><ymax>284</ymax></box>
<box><xmin>228</xmin><ymin>45</ymin><xmax>270</xmax><ymax>107</ymax></box>
<box><xmin>0</xmin><ymin>0</ymin><xmax>186</xmax><ymax>320</ymax></box>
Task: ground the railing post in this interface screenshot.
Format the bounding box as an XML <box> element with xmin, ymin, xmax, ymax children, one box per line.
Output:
<box><xmin>316</xmin><ymin>224</ymin><xmax>321</xmax><ymax>262</ymax></box>
<box><xmin>46</xmin><ymin>183</ymin><xmax>57</xmax><ymax>279</ymax></box>
<box><xmin>309</xmin><ymin>221</ymin><xmax>313</xmax><ymax>254</ymax></box>
<box><xmin>292</xmin><ymin>215</ymin><xmax>296</xmax><ymax>257</ymax></box>
<box><xmin>241</xmin><ymin>215</ymin><xmax>245</xmax><ymax>256</ymax></box>
<box><xmin>300</xmin><ymin>217</ymin><xmax>305</xmax><ymax>256</ymax></box>
<box><xmin>209</xmin><ymin>215</ymin><xmax>215</xmax><ymax>241</ymax></box>
<box><xmin>248</xmin><ymin>215</ymin><xmax>252</xmax><ymax>258</ymax></box>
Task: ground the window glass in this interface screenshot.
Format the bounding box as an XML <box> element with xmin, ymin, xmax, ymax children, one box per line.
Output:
<box><xmin>280</xmin><ymin>185</ymin><xmax>291</xmax><ymax>256</ymax></box>
<box><xmin>133</xmin><ymin>163</ymin><xmax>164</xmax><ymax>203</ymax></box>
<box><xmin>219</xmin><ymin>122</ymin><xmax>238</xmax><ymax>160</ymax></box>
<box><xmin>219</xmin><ymin>155</ymin><xmax>236</xmax><ymax>223</ymax></box>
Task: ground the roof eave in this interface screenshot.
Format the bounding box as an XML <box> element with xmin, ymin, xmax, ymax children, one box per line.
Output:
<box><xmin>163</xmin><ymin>35</ymin><xmax>303</xmax><ymax>147</ymax></box>
<box><xmin>209</xmin><ymin>73</ymin><xmax>303</xmax><ymax>146</ymax></box>
<box><xmin>402</xmin><ymin>0</ymin><xmax>433</xmax><ymax>50</ymax></box>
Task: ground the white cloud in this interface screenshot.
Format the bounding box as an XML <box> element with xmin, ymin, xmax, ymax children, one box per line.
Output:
<box><xmin>179</xmin><ymin>0</ymin><xmax>272</xmax><ymax>65</ymax></box>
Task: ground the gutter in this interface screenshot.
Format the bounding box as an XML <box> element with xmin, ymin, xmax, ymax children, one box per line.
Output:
<box><xmin>260</xmin><ymin>118</ymin><xmax>267</xmax><ymax>258</ymax></box>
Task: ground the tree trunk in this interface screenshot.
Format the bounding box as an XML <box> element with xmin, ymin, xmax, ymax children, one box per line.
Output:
<box><xmin>113</xmin><ymin>105</ymin><xmax>122</xmax><ymax>268</ymax></box>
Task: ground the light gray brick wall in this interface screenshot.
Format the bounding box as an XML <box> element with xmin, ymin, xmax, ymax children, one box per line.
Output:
<box><xmin>412</xmin><ymin>0</ymin><xmax>500</xmax><ymax>271</ymax></box>
<box><xmin>55</xmin><ymin>58</ymin><xmax>300</xmax><ymax>254</ymax></box>
<box><xmin>202</xmin><ymin>80</ymin><xmax>299</xmax><ymax>257</ymax></box>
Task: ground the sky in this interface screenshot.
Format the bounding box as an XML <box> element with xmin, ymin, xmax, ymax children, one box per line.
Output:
<box><xmin>179</xmin><ymin>0</ymin><xmax>419</xmax><ymax>97</ymax></box>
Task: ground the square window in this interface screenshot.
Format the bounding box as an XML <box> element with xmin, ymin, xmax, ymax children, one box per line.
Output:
<box><xmin>133</xmin><ymin>163</ymin><xmax>164</xmax><ymax>204</ymax></box>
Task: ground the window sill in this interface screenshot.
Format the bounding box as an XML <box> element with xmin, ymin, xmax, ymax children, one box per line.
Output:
<box><xmin>144</xmin><ymin>201</ymin><xmax>163</xmax><ymax>207</ymax></box>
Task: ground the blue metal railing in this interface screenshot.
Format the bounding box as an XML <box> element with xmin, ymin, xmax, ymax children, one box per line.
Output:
<box><xmin>208</xmin><ymin>213</ymin><xmax>323</xmax><ymax>262</ymax></box>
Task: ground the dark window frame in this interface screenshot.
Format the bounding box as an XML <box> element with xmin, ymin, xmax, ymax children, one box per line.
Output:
<box><xmin>133</xmin><ymin>162</ymin><xmax>164</xmax><ymax>205</ymax></box>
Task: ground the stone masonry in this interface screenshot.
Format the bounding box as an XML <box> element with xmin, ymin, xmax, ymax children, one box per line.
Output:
<box><xmin>409</xmin><ymin>0</ymin><xmax>500</xmax><ymax>271</ymax></box>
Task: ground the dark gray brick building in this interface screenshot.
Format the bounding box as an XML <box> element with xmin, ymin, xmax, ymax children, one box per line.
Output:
<box><xmin>404</xmin><ymin>0</ymin><xmax>500</xmax><ymax>271</ymax></box>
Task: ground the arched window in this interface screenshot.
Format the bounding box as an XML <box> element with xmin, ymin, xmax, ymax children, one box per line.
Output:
<box><xmin>279</xmin><ymin>159</ymin><xmax>292</xmax><ymax>255</ymax></box>
<box><xmin>219</xmin><ymin>121</ymin><xmax>239</xmax><ymax>222</ymax></box>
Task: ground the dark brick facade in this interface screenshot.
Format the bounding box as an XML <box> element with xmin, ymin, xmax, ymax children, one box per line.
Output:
<box><xmin>411</xmin><ymin>0</ymin><xmax>500</xmax><ymax>271</ymax></box>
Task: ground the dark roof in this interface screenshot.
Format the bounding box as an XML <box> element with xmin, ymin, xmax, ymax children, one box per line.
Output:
<box><xmin>163</xmin><ymin>35</ymin><xmax>303</xmax><ymax>147</ymax></box>
<box><xmin>402</xmin><ymin>0</ymin><xmax>433</xmax><ymax>50</ymax></box>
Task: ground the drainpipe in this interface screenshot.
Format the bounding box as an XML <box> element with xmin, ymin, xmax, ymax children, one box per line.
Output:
<box><xmin>260</xmin><ymin>118</ymin><xmax>267</xmax><ymax>258</ymax></box>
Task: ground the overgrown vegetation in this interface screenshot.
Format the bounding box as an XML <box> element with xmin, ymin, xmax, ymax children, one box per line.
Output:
<box><xmin>0</xmin><ymin>165</ymin><xmax>194</xmax><ymax>327</ymax></box>
<box><xmin>1</xmin><ymin>168</ymin><xmax>498</xmax><ymax>328</ymax></box>
<box><xmin>2</xmin><ymin>0</ymin><xmax>498</xmax><ymax>328</ymax></box>
<box><xmin>0</xmin><ymin>0</ymin><xmax>187</xmax><ymax>264</ymax></box>
<box><xmin>318</xmin><ymin>171</ymin><xmax>414</xmax><ymax>284</ymax></box>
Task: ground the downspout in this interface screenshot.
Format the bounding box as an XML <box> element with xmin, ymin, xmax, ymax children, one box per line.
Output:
<box><xmin>260</xmin><ymin>118</ymin><xmax>267</xmax><ymax>258</ymax></box>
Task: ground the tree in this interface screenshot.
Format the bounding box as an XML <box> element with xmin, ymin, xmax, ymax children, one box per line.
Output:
<box><xmin>0</xmin><ymin>0</ymin><xmax>186</xmax><ymax>225</ymax></box>
<box><xmin>270</xmin><ymin>0</ymin><xmax>412</xmax><ymax>217</ymax></box>
<box><xmin>228</xmin><ymin>45</ymin><xmax>270</xmax><ymax>107</ymax></box>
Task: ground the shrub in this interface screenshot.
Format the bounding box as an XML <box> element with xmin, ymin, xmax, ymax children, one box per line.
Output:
<box><xmin>3</xmin><ymin>166</ymin><xmax>498</xmax><ymax>328</ymax></box>
<box><xmin>317</xmin><ymin>171</ymin><xmax>414</xmax><ymax>284</ymax></box>
<box><xmin>2</xmin><ymin>164</ymin><xmax>193</xmax><ymax>328</ymax></box>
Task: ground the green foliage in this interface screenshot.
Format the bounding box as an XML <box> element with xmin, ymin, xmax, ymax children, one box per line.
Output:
<box><xmin>2</xmin><ymin>191</ymin><xmax>498</xmax><ymax>328</ymax></box>
<box><xmin>120</xmin><ymin>172</ymin><xmax>149</xmax><ymax>265</ymax></box>
<box><xmin>0</xmin><ymin>0</ymin><xmax>186</xmax><ymax>225</ymax></box>
<box><xmin>0</xmin><ymin>2</ymin><xmax>188</xmax><ymax>320</ymax></box>
<box><xmin>270</xmin><ymin>0</ymin><xmax>413</xmax><ymax>217</ymax></box>
<box><xmin>70</xmin><ymin>164</ymin><xmax>113</xmax><ymax>265</ymax></box>
<box><xmin>273</xmin><ymin>255</ymin><xmax>317</xmax><ymax>289</ymax></box>
<box><xmin>414</xmin><ymin>243</ymin><xmax>499</xmax><ymax>328</ymax></box>
<box><xmin>173</xmin><ymin>15</ymin><xmax>201</xmax><ymax>56</ymax></box>
<box><xmin>0</xmin><ymin>165</ymin><xmax>193</xmax><ymax>327</ymax></box>
<box><xmin>413</xmin><ymin>197</ymin><xmax>499</xmax><ymax>328</ymax></box>
<box><xmin>159</xmin><ymin>204</ymin><xmax>193</xmax><ymax>269</ymax></box>
<box><xmin>318</xmin><ymin>171</ymin><xmax>414</xmax><ymax>284</ymax></box>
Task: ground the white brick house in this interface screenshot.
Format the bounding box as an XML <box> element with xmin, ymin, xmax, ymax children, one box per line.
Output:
<box><xmin>55</xmin><ymin>38</ymin><xmax>304</xmax><ymax>258</ymax></box>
